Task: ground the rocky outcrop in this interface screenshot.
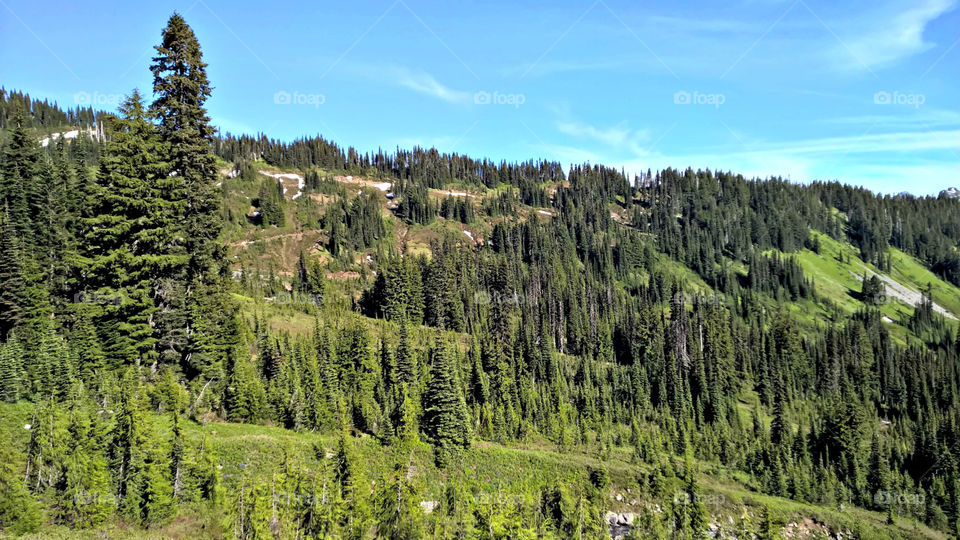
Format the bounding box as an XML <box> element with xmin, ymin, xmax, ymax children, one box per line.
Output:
<box><xmin>604</xmin><ymin>512</ymin><xmax>636</xmax><ymax>539</ymax></box>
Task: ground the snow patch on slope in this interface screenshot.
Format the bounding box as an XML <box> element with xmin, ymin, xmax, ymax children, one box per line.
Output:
<box><xmin>39</xmin><ymin>127</ymin><xmax>100</xmax><ymax>147</ymax></box>
<box><xmin>261</xmin><ymin>172</ymin><xmax>305</xmax><ymax>200</ymax></box>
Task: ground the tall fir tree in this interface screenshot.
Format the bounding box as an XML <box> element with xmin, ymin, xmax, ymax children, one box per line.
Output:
<box><xmin>81</xmin><ymin>90</ymin><xmax>171</xmax><ymax>367</ymax></box>
<box><xmin>150</xmin><ymin>12</ymin><xmax>221</xmax><ymax>281</ymax></box>
<box><xmin>150</xmin><ymin>13</ymin><xmax>229</xmax><ymax>377</ymax></box>
<box><xmin>423</xmin><ymin>341</ymin><xmax>470</xmax><ymax>467</ymax></box>
<box><xmin>0</xmin><ymin>206</ymin><xmax>27</xmax><ymax>340</ymax></box>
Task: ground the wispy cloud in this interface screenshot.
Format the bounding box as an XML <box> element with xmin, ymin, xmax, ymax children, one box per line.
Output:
<box><xmin>825</xmin><ymin>109</ymin><xmax>960</xmax><ymax>129</ymax></box>
<box><xmin>727</xmin><ymin>129</ymin><xmax>960</xmax><ymax>157</ymax></box>
<box><xmin>843</xmin><ymin>0</ymin><xmax>956</xmax><ymax>69</ymax></box>
<box><xmin>390</xmin><ymin>67</ymin><xmax>471</xmax><ymax>103</ymax></box>
<box><xmin>555</xmin><ymin>120</ymin><xmax>651</xmax><ymax>155</ymax></box>
<box><xmin>350</xmin><ymin>64</ymin><xmax>471</xmax><ymax>104</ymax></box>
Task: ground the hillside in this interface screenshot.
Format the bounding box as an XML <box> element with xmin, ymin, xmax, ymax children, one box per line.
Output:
<box><xmin>6</xmin><ymin>13</ymin><xmax>960</xmax><ymax>540</ymax></box>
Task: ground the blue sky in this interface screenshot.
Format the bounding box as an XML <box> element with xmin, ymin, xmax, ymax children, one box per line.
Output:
<box><xmin>1</xmin><ymin>0</ymin><xmax>958</xmax><ymax>194</ymax></box>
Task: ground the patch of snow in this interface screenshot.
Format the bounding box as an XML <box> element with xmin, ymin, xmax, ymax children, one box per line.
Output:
<box><xmin>883</xmin><ymin>316</ymin><xmax>894</xmax><ymax>323</ymax></box>
<box><xmin>463</xmin><ymin>230</ymin><xmax>474</xmax><ymax>241</ymax></box>
<box><xmin>261</xmin><ymin>172</ymin><xmax>306</xmax><ymax>199</ymax></box>
<box><xmin>39</xmin><ymin>129</ymin><xmax>79</xmax><ymax>147</ymax></box>
<box><xmin>333</xmin><ymin>174</ymin><xmax>392</xmax><ymax>193</ymax></box>
<box><xmin>537</xmin><ymin>209</ymin><xmax>554</xmax><ymax>216</ymax></box>
<box><xmin>291</xmin><ymin>175</ymin><xmax>305</xmax><ymax>200</ymax></box>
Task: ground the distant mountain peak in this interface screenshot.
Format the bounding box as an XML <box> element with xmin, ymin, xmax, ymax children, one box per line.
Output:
<box><xmin>941</xmin><ymin>187</ymin><xmax>960</xmax><ymax>198</ymax></box>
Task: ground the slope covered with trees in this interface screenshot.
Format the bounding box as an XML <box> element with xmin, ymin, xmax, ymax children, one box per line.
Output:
<box><xmin>4</xmin><ymin>12</ymin><xmax>960</xmax><ymax>540</ymax></box>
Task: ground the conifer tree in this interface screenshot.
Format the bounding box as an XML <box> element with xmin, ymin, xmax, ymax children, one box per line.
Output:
<box><xmin>395</xmin><ymin>319</ymin><xmax>416</xmax><ymax>385</ymax></box>
<box><xmin>81</xmin><ymin>90</ymin><xmax>166</xmax><ymax>367</ymax></box>
<box><xmin>374</xmin><ymin>458</ymin><xmax>423</xmax><ymax>538</ymax></box>
<box><xmin>423</xmin><ymin>341</ymin><xmax>470</xmax><ymax>466</ymax></box>
<box><xmin>0</xmin><ymin>206</ymin><xmax>27</xmax><ymax>339</ymax></box>
<box><xmin>142</xmin><ymin>445</ymin><xmax>175</xmax><ymax>524</ymax></box>
<box><xmin>150</xmin><ymin>13</ymin><xmax>220</xmax><ymax>277</ymax></box>
<box><xmin>0</xmin><ymin>334</ymin><xmax>25</xmax><ymax>402</ymax></box>
<box><xmin>0</xmin><ymin>108</ymin><xmax>40</xmax><ymax>246</ymax></box>
<box><xmin>0</xmin><ymin>442</ymin><xmax>43</xmax><ymax>535</ymax></box>
<box><xmin>109</xmin><ymin>369</ymin><xmax>148</xmax><ymax>519</ymax></box>
<box><xmin>57</xmin><ymin>400</ymin><xmax>112</xmax><ymax>527</ymax></box>
<box><xmin>150</xmin><ymin>13</ymin><xmax>228</xmax><ymax>375</ymax></box>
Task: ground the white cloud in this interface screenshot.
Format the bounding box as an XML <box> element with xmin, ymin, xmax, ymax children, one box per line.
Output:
<box><xmin>347</xmin><ymin>64</ymin><xmax>471</xmax><ymax>104</ymax></box>
<box><xmin>555</xmin><ymin>120</ymin><xmax>652</xmax><ymax>155</ymax></box>
<box><xmin>825</xmin><ymin>109</ymin><xmax>960</xmax><ymax>129</ymax></box>
<box><xmin>843</xmin><ymin>0</ymin><xmax>956</xmax><ymax>69</ymax></box>
<box><xmin>389</xmin><ymin>67</ymin><xmax>471</xmax><ymax>104</ymax></box>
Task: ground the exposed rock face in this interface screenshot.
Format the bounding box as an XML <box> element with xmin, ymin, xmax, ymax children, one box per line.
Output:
<box><xmin>940</xmin><ymin>187</ymin><xmax>960</xmax><ymax>199</ymax></box>
<box><xmin>604</xmin><ymin>511</ymin><xmax>635</xmax><ymax>539</ymax></box>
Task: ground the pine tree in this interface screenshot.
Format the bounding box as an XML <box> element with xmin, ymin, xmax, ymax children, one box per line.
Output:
<box><xmin>374</xmin><ymin>458</ymin><xmax>422</xmax><ymax>538</ymax></box>
<box><xmin>0</xmin><ymin>206</ymin><xmax>27</xmax><ymax>339</ymax></box>
<box><xmin>109</xmin><ymin>369</ymin><xmax>148</xmax><ymax>519</ymax></box>
<box><xmin>58</xmin><ymin>400</ymin><xmax>112</xmax><ymax>527</ymax></box>
<box><xmin>81</xmin><ymin>90</ymin><xmax>169</xmax><ymax>366</ymax></box>
<box><xmin>394</xmin><ymin>383</ymin><xmax>420</xmax><ymax>448</ymax></box>
<box><xmin>0</xmin><ymin>442</ymin><xmax>43</xmax><ymax>535</ymax></box>
<box><xmin>0</xmin><ymin>334</ymin><xmax>25</xmax><ymax>402</ymax></box>
<box><xmin>142</xmin><ymin>446</ymin><xmax>175</xmax><ymax>524</ymax></box>
<box><xmin>150</xmin><ymin>12</ymin><xmax>221</xmax><ymax>281</ymax></box>
<box><xmin>150</xmin><ymin>13</ymin><xmax>228</xmax><ymax>375</ymax></box>
<box><xmin>395</xmin><ymin>319</ymin><xmax>415</xmax><ymax>385</ymax></box>
<box><xmin>423</xmin><ymin>341</ymin><xmax>470</xmax><ymax>467</ymax></box>
<box><xmin>0</xmin><ymin>108</ymin><xmax>40</xmax><ymax>246</ymax></box>
<box><xmin>70</xmin><ymin>307</ymin><xmax>106</xmax><ymax>382</ymax></box>
<box><xmin>758</xmin><ymin>504</ymin><xmax>777</xmax><ymax>539</ymax></box>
